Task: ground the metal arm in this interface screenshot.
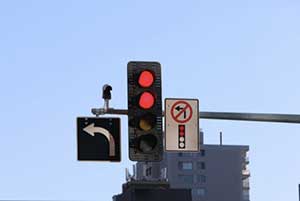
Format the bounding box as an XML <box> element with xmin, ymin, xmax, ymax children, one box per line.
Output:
<box><xmin>91</xmin><ymin>108</ymin><xmax>300</xmax><ymax>124</ymax></box>
<box><xmin>200</xmin><ymin>111</ymin><xmax>300</xmax><ymax>124</ymax></box>
<box><xmin>92</xmin><ymin>84</ymin><xmax>300</xmax><ymax>123</ymax></box>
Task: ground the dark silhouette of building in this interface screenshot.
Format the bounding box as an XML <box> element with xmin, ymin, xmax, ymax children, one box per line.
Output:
<box><xmin>112</xmin><ymin>181</ymin><xmax>192</xmax><ymax>201</ymax></box>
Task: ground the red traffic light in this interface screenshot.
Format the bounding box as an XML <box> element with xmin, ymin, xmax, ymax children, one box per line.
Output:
<box><xmin>139</xmin><ymin>92</ymin><xmax>155</xmax><ymax>109</ymax></box>
<box><xmin>138</xmin><ymin>70</ymin><xmax>154</xmax><ymax>88</ymax></box>
<box><xmin>127</xmin><ymin>61</ymin><xmax>162</xmax><ymax>161</ymax></box>
<box><xmin>179</xmin><ymin>125</ymin><xmax>185</xmax><ymax>136</ymax></box>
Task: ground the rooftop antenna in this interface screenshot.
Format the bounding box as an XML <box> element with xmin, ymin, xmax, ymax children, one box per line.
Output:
<box><xmin>220</xmin><ymin>131</ymin><xmax>223</xmax><ymax>146</ymax></box>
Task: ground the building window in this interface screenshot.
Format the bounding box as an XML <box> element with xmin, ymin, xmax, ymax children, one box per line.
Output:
<box><xmin>196</xmin><ymin>175</ymin><xmax>206</xmax><ymax>183</ymax></box>
<box><xmin>178</xmin><ymin>161</ymin><xmax>193</xmax><ymax>170</ymax></box>
<box><xmin>178</xmin><ymin>174</ymin><xmax>194</xmax><ymax>184</ymax></box>
<box><xmin>192</xmin><ymin>188</ymin><xmax>206</xmax><ymax>197</ymax></box>
<box><xmin>145</xmin><ymin>167</ymin><xmax>152</xmax><ymax>176</ymax></box>
<box><xmin>197</xmin><ymin>150</ymin><xmax>205</xmax><ymax>157</ymax></box>
<box><xmin>197</xmin><ymin>162</ymin><xmax>206</xmax><ymax>170</ymax></box>
<box><xmin>178</xmin><ymin>153</ymin><xmax>193</xmax><ymax>157</ymax></box>
<box><xmin>200</xmin><ymin>149</ymin><xmax>205</xmax><ymax>156</ymax></box>
<box><xmin>243</xmin><ymin>189</ymin><xmax>249</xmax><ymax>200</ymax></box>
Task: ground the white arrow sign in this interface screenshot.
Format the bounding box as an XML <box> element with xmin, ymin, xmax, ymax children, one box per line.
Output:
<box><xmin>83</xmin><ymin>123</ymin><xmax>116</xmax><ymax>156</ymax></box>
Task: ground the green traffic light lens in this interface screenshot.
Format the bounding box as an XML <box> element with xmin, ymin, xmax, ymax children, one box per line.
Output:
<box><xmin>137</xmin><ymin>134</ymin><xmax>157</xmax><ymax>153</ymax></box>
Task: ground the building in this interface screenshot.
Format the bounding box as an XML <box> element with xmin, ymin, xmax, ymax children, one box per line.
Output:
<box><xmin>112</xmin><ymin>181</ymin><xmax>192</xmax><ymax>201</ymax></box>
<box><xmin>136</xmin><ymin>132</ymin><xmax>250</xmax><ymax>201</ymax></box>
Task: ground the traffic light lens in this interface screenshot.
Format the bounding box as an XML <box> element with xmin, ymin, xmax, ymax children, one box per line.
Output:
<box><xmin>138</xmin><ymin>70</ymin><xmax>154</xmax><ymax>88</ymax></box>
<box><xmin>139</xmin><ymin>119</ymin><xmax>152</xmax><ymax>131</ymax></box>
<box><xmin>139</xmin><ymin>92</ymin><xmax>155</xmax><ymax>109</ymax></box>
<box><xmin>137</xmin><ymin>135</ymin><xmax>157</xmax><ymax>153</ymax></box>
<box><xmin>139</xmin><ymin>114</ymin><xmax>156</xmax><ymax>131</ymax></box>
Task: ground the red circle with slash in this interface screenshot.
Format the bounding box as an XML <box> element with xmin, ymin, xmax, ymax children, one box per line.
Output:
<box><xmin>171</xmin><ymin>101</ymin><xmax>193</xmax><ymax>123</ymax></box>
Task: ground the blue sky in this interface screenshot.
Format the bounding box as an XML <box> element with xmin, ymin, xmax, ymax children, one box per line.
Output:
<box><xmin>0</xmin><ymin>1</ymin><xmax>300</xmax><ymax>201</ymax></box>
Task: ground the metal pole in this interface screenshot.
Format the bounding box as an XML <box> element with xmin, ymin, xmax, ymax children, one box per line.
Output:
<box><xmin>91</xmin><ymin>108</ymin><xmax>300</xmax><ymax>124</ymax></box>
<box><xmin>200</xmin><ymin>111</ymin><xmax>300</xmax><ymax>124</ymax></box>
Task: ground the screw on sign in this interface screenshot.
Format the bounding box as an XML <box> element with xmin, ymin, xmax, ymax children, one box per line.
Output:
<box><xmin>171</xmin><ymin>101</ymin><xmax>193</xmax><ymax>123</ymax></box>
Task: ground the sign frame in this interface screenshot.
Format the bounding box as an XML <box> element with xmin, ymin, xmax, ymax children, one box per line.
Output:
<box><xmin>164</xmin><ymin>98</ymin><xmax>200</xmax><ymax>152</ymax></box>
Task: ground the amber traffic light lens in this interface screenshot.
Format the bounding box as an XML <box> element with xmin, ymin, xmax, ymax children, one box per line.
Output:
<box><xmin>139</xmin><ymin>114</ymin><xmax>156</xmax><ymax>131</ymax></box>
<box><xmin>138</xmin><ymin>70</ymin><xmax>154</xmax><ymax>88</ymax></box>
<box><xmin>139</xmin><ymin>92</ymin><xmax>155</xmax><ymax>109</ymax></box>
<box><xmin>139</xmin><ymin>119</ymin><xmax>152</xmax><ymax>131</ymax></box>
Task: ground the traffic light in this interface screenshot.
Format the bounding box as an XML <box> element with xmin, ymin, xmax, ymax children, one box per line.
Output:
<box><xmin>178</xmin><ymin>125</ymin><xmax>186</xmax><ymax>149</ymax></box>
<box><xmin>127</xmin><ymin>61</ymin><xmax>163</xmax><ymax>161</ymax></box>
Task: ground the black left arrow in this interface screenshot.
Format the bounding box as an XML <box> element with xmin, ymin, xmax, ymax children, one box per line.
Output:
<box><xmin>175</xmin><ymin>106</ymin><xmax>184</xmax><ymax>111</ymax></box>
<box><xmin>175</xmin><ymin>105</ymin><xmax>186</xmax><ymax>119</ymax></box>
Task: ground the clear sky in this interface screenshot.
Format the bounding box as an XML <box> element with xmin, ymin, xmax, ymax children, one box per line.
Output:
<box><xmin>1</xmin><ymin>1</ymin><xmax>300</xmax><ymax>201</ymax></box>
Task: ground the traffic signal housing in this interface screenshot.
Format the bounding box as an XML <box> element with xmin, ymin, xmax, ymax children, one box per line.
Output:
<box><xmin>127</xmin><ymin>61</ymin><xmax>163</xmax><ymax>161</ymax></box>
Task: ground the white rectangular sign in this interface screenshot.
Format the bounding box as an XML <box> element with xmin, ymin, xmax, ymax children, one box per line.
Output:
<box><xmin>165</xmin><ymin>98</ymin><xmax>199</xmax><ymax>152</ymax></box>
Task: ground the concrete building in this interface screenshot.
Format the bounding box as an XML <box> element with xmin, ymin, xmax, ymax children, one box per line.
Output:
<box><xmin>136</xmin><ymin>132</ymin><xmax>250</xmax><ymax>201</ymax></box>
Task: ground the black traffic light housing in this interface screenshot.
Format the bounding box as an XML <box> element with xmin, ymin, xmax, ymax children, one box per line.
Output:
<box><xmin>127</xmin><ymin>61</ymin><xmax>163</xmax><ymax>161</ymax></box>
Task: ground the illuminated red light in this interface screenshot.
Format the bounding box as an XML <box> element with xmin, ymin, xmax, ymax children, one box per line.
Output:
<box><xmin>138</xmin><ymin>71</ymin><xmax>154</xmax><ymax>88</ymax></box>
<box><xmin>179</xmin><ymin>125</ymin><xmax>185</xmax><ymax>131</ymax></box>
<box><xmin>139</xmin><ymin>92</ymin><xmax>155</xmax><ymax>109</ymax></box>
<box><xmin>179</xmin><ymin>125</ymin><xmax>185</xmax><ymax>136</ymax></box>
